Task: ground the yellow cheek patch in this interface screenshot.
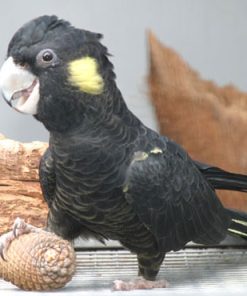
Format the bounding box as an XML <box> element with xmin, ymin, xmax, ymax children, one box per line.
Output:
<box><xmin>68</xmin><ymin>57</ymin><xmax>104</xmax><ymax>95</ymax></box>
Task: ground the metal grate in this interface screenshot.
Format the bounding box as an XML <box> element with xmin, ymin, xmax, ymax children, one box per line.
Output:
<box><xmin>71</xmin><ymin>248</ymin><xmax>247</xmax><ymax>289</ymax></box>
<box><xmin>1</xmin><ymin>247</ymin><xmax>247</xmax><ymax>294</ymax></box>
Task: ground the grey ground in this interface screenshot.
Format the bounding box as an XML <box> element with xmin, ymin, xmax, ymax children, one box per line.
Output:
<box><xmin>1</xmin><ymin>245</ymin><xmax>247</xmax><ymax>296</ymax></box>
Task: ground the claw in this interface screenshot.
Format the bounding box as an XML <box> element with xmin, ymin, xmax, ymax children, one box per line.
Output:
<box><xmin>13</xmin><ymin>224</ymin><xmax>18</xmax><ymax>238</ymax></box>
<box><xmin>0</xmin><ymin>218</ymin><xmax>42</xmax><ymax>262</ymax></box>
<box><xmin>12</xmin><ymin>217</ymin><xmax>40</xmax><ymax>238</ymax></box>
<box><xmin>0</xmin><ymin>245</ymin><xmax>7</xmax><ymax>261</ymax></box>
<box><xmin>12</xmin><ymin>217</ymin><xmax>24</xmax><ymax>238</ymax></box>
<box><xmin>0</xmin><ymin>232</ymin><xmax>14</xmax><ymax>262</ymax></box>
<box><xmin>0</xmin><ymin>253</ymin><xmax>7</xmax><ymax>261</ymax></box>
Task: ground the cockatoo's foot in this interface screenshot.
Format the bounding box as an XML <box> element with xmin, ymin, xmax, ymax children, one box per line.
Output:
<box><xmin>113</xmin><ymin>277</ymin><xmax>168</xmax><ymax>291</ymax></box>
<box><xmin>0</xmin><ymin>217</ymin><xmax>42</xmax><ymax>260</ymax></box>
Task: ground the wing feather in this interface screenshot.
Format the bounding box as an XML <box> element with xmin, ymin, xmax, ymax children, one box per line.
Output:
<box><xmin>124</xmin><ymin>142</ymin><xmax>230</xmax><ymax>252</ymax></box>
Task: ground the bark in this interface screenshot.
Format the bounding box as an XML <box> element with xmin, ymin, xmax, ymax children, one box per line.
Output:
<box><xmin>0</xmin><ymin>134</ymin><xmax>48</xmax><ymax>233</ymax></box>
<box><xmin>148</xmin><ymin>32</ymin><xmax>247</xmax><ymax>211</ymax></box>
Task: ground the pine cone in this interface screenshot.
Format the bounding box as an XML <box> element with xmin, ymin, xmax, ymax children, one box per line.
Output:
<box><xmin>0</xmin><ymin>231</ymin><xmax>76</xmax><ymax>291</ymax></box>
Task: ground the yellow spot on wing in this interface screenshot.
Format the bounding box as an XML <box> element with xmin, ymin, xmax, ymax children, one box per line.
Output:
<box><xmin>123</xmin><ymin>184</ymin><xmax>129</xmax><ymax>193</ymax></box>
<box><xmin>68</xmin><ymin>57</ymin><xmax>104</xmax><ymax>95</ymax></box>
<box><xmin>150</xmin><ymin>147</ymin><xmax>163</xmax><ymax>154</ymax></box>
<box><xmin>132</xmin><ymin>151</ymin><xmax>149</xmax><ymax>163</ymax></box>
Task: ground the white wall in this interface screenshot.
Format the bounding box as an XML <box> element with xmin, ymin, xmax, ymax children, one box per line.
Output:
<box><xmin>0</xmin><ymin>0</ymin><xmax>247</xmax><ymax>141</ymax></box>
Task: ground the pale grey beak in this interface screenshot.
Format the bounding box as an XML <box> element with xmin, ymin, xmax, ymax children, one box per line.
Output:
<box><xmin>0</xmin><ymin>57</ymin><xmax>40</xmax><ymax>115</ymax></box>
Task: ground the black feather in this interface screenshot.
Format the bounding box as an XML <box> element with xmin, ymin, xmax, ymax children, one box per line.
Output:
<box><xmin>195</xmin><ymin>161</ymin><xmax>247</xmax><ymax>192</ymax></box>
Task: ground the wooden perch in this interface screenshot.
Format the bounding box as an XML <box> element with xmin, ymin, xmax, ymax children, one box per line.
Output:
<box><xmin>0</xmin><ymin>134</ymin><xmax>48</xmax><ymax>233</ymax></box>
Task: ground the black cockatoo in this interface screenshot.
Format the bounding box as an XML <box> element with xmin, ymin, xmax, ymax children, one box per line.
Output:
<box><xmin>0</xmin><ymin>16</ymin><xmax>247</xmax><ymax>290</ymax></box>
